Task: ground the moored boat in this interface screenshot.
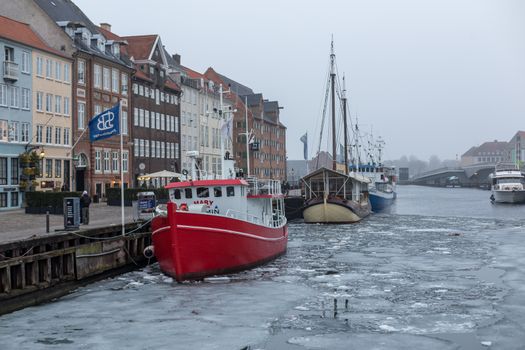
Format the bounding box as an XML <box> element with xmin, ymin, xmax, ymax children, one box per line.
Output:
<box><xmin>300</xmin><ymin>39</ymin><xmax>371</xmax><ymax>223</ymax></box>
<box><xmin>302</xmin><ymin>167</ymin><xmax>371</xmax><ymax>223</ymax></box>
<box><xmin>490</xmin><ymin>163</ymin><xmax>525</xmax><ymax>204</ymax></box>
<box><xmin>358</xmin><ymin>164</ymin><xmax>397</xmax><ymax>212</ymax></box>
<box><xmin>149</xmin><ymin>83</ymin><xmax>288</xmax><ymax>281</ymax></box>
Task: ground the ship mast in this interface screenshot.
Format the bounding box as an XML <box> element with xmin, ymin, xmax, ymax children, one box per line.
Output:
<box><xmin>330</xmin><ymin>38</ymin><xmax>337</xmax><ymax>171</ymax></box>
<box><xmin>342</xmin><ymin>74</ymin><xmax>349</xmax><ymax>175</ymax></box>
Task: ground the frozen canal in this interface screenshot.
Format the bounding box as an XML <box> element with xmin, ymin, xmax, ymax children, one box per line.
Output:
<box><xmin>1</xmin><ymin>186</ymin><xmax>525</xmax><ymax>349</ymax></box>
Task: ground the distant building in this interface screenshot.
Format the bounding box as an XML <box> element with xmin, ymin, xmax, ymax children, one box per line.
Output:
<box><xmin>398</xmin><ymin>167</ymin><xmax>409</xmax><ymax>181</ymax></box>
<box><xmin>508</xmin><ymin>131</ymin><xmax>525</xmax><ymax>168</ymax></box>
<box><xmin>286</xmin><ymin>160</ymin><xmax>308</xmax><ymax>187</ymax></box>
<box><xmin>460</xmin><ymin>140</ymin><xmax>509</xmax><ymax>167</ymax></box>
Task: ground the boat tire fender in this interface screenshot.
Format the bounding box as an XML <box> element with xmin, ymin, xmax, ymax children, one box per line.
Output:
<box><xmin>143</xmin><ymin>245</ymin><xmax>155</xmax><ymax>259</ymax></box>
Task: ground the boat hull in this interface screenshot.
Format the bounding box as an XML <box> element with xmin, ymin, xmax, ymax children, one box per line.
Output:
<box><xmin>492</xmin><ymin>190</ymin><xmax>525</xmax><ymax>204</ymax></box>
<box><xmin>151</xmin><ymin>203</ymin><xmax>288</xmax><ymax>281</ymax></box>
<box><xmin>302</xmin><ymin>197</ymin><xmax>371</xmax><ymax>224</ymax></box>
<box><xmin>369</xmin><ymin>191</ymin><xmax>396</xmax><ymax>212</ymax></box>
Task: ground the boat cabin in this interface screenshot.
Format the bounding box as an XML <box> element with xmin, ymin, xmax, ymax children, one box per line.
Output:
<box><xmin>165</xmin><ymin>178</ymin><xmax>285</xmax><ymax>228</ymax></box>
<box><xmin>301</xmin><ymin>167</ymin><xmax>370</xmax><ymax>202</ymax></box>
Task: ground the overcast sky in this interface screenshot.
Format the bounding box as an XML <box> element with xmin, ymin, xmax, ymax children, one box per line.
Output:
<box><xmin>75</xmin><ymin>0</ymin><xmax>525</xmax><ymax>162</ymax></box>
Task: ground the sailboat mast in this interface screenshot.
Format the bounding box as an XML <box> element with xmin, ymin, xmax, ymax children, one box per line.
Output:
<box><xmin>342</xmin><ymin>74</ymin><xmax>349</xmax><ymax>175</ymax></box>
<box><xmin>330</xmin><ymin>39</ymin><xmax>337</xmax><ymax>171</ymax></box>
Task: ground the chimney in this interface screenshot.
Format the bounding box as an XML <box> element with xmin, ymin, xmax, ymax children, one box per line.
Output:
<box><xmin>100</xmin><ymin>23</ymin><xmax>111</xmax><ymax>32</ymax></box>
<box><xmin>172</xmin><ymin>54</ymin><xmax>181</xmax><ymax>65</ymax></box>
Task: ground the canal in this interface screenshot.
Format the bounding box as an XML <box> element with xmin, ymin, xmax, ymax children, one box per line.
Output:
<box><xmin>1</xmin><ymin>186</ymin><xmax>524</xmax><ymax>349</ymax></box>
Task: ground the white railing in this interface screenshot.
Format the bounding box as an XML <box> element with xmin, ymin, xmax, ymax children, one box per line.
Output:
<box><xmin>246</xmin><ymin>177</ymin><xmax>282</xmax><ymax>196</ymax></box>
<box><xmin>225</xmin><ymin>209</ymin><xmax>262</xmax><ymax>225</ymax></box>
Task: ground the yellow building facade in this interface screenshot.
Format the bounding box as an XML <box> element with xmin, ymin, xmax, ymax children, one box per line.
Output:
<box><xmin>32</xmin><ymin>49</ymin><xmax>73</xmax><ymax>191</ymax></box>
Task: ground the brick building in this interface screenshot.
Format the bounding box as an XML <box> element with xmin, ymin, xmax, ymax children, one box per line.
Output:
<box><xmin>117</xmin><ymin>33</ymin><xmax>181</xmax><ymax>187</ymax></box>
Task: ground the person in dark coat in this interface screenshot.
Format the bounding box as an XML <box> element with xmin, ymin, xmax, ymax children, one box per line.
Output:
<box><xmin>80</xmin><ymin>191</ymin><xmax>91</xmax><ymax>225</ymax></box>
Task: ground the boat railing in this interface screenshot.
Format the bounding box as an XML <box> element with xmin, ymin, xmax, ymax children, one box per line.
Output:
<box><xmin>246</xmin><ymin>177</ymin><xmax>282</xmax><ymax>196</ymax></box>
<box><xmin>225</xmin><ymin>209</ymin><xmax>262</xmax><ymax>225</ymax></box>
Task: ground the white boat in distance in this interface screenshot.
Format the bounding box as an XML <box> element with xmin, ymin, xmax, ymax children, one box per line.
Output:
<box><xmin>490</xmin><ymin>163</ymin><xmax>525</xmax><ymax>204</ymax></box>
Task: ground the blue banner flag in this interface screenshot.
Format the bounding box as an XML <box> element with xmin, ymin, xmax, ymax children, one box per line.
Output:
<box><xmin>89</xmin><ymin>104</ymin><xmax>120</xmax><ymax>142</ymax></box>
<box><xmin>300</xmin><ymin>132</ymin><xmax>308</xmax><ymax>160</ymax></box>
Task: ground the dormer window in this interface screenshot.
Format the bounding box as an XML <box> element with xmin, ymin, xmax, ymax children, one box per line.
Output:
<box><xmin>149</xmin><ymin>65</ymin><xmax>155</xmax><ymax>75</ymax></box>
<box><xmin>112</xmin><ymin>44</ymin><xmax>120</xmax><ymax>57</ymax></box>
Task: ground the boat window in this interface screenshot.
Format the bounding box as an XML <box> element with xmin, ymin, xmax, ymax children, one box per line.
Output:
<box><xmin>240</xmin><ymin>186</ymin><xmax>245</xmax><ymax>196</ymax></box>
<box><xmin>214</xmin><ymin>187</ymin><xmax>222</xmax><ymax>197</ymax></box>
<box><xmin>173</xmin><ymin>189</ymin><xmax>181</xmax><ymax>199</ymax></box>
<box><xmin>197</xmin><ymin>187</ymin><xmax>209</xmax><ymax>198</ymax></box>
<box><xmin>226</xmin><ymin>186</ymin><xmax>235</xmax><ymax>197</ymax></box>
<box><xmin>184</xmin><ymin>188</ymin><xmax>192</xmax><ymax>199</ymax></box>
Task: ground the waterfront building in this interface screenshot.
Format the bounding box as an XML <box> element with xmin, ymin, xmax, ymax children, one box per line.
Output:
<box><xmin>31</xmin><ymin>34</ymin><xmax>73</xmax><ymax>192</ymax></box>
<box><xmin>204</xmin><ymin>68</ymin><xmax>287</xmax><ymax>181</ymax></box>
<box><xmin>0</xmin><ymin>16</ymin><xmax>36</xmax><ymax>209</ymax></box>
<box><xmin>32</xmin><ymin>0</ymin><xmax>134</xmax><ymax>198</ymax></box>
<box><xmin>116</xmin><ymin>33</ymin><xmax>181</xmax><ymax>187</ymax></box>
<box><xmin>460</xmin><ymin>140</ymin><xmax>509</xmax><ymax>167</ymax></box>
<box><xmin>508</xmin><ymin>131</ymin><xmax>525</xmax><ymax>169</ymax></box>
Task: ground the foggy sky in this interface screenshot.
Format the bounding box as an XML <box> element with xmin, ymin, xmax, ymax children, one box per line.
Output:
<box><xmin>74</xmin><ymin>0</ymin><xmax>525</xmax><ymax>162</ymax></box>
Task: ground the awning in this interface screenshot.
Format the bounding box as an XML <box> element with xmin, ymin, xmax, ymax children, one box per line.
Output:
<box><xmin>137</xmin><ymin>170</ymin><xmax>182</xmax><ymax>181</ymax></box>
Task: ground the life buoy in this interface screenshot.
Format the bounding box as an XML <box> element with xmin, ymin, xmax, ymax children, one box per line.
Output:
<box><xmin>182</xmin><ymin>169</ymin><xmax>189</xmax><ymax>176</ymax></box>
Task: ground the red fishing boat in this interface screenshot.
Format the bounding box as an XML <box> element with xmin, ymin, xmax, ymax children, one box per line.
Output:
<box><xmin>150</xmin><ymin>177</ymin><xmax>287</xmax><ymax>281</ymax></box>
<box><xmin>148</xmin><ymin>83</ymin><xmax>287</xmax><ymax>281</ymax></box>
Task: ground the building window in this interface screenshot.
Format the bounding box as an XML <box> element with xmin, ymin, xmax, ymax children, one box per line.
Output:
<box><xmin>21</xmin><ymin>88</ymin><xmax>30</xmax><ymax>110</ymax></box>
<box><xmin>104</xmin><ymin>151</ymin><xmax>110</xmax><ymax>172</ymax></box>
<box><xmin>64</xmin><ymin>97</ymin><xmax>70</xmax><ymax>116</ymax></box>
<box><xmin>55</xmin><ymin>159</ymin><xmax>61</xmax><ymax>179</ymax></box>
<box><xmin>78</xmin><ymin>59</ymin><xmax>85</xmax><ymax>84</ymax></box>
<box><xmin>144</xmin><ymin>110</ymin><xmax>149</xmax><ymax>128</ymax></box>
<box><xmin>121</xmin><ymin>73</ymin><xmax>128</xmax><ymax>96</ymax></box>
<box><xmin>45</xmin><ymin>93</ymin><xmax>52</xmax><ymax>112</ymax></box>
<box><xmin>9</xmin><ymin>86</ymin><xmax>19</xmax><ymax>108</ymax></box>
<box><xmin>36</xmin><ymin>56</ymin><xmax>43</xmax><ymax>76</ymax></box>
<box><xmin>151</xmin><ymin>140</ymin><xmax>156</xmax><ymax>158</ymax></box>
<box><xmin>21</xmin><ymin>51</ymin><xmax>30</xmax><ymax>73</ymax></box>
<box><xmin>36</xmin><ymin>91</ymin><xmax>43</xmax><ymax>111</ymax></box>
<box><xmin>0</xmin><ymin>84</ymin><xmax>6</xmax><ymax>106</ymax></box>
<box><xmin>103</xmin><ymin>67</ymin><xmax>110</xmax><ymax>91</ymax></box>
<box><xmin>8</xmin><ymin>121</ymin><xmax>19</xmax><ymax>142</ymax></box>
<box><xmin>55</xmin><ymin>127</ymin><xmax>61</xmax><ymax>144</ymax></box>
<box><xmin>46</xmin><ymin>59</ymin><xmax>53</xmax><ymax>79</ymax></box>
<box><xmin>144</xmin><ymin>139</ymin><xmax>149</xmax><ymax>157</ymax></box>
<box><xmin>94</xmin><ymin>64</ymin><xmax>101</xmax><ymax>88</ymax></box>
<box><xmin>133</xmin><ymin>108</ymin><xmax>138</xmax><ymax>126</ymax></box>
<box><xmin>45</xmin><ymin>126</ymin><xmax>52</xmax><ymax>144</ymax></box>
<box><xmin>55</xmin><ymin>95</ymin><xmax>62</xmax><ymax>114</ymax></box>
<box><xmin>0</xmin><ymin>193</ymin><xmax>6</xmax><ymax>208</ymax></box>
<box><xmin>122</xmin><ymin>151</ymin><xmax>128</xmax><ymax>172</ymax></box>
<box><xmin>64</xmin><ymin>128</ymin><xmax>70</xmax><ymax>145</ymax></box>
<box><xmin>0</xmin><ymin>157</ymin><xmax>7</xmax><ymax>185</ymax></box>
<box><xmin>46</xmin><ymin>159</ymin><xmax>53</xmax><ymax>178</ymax></box>
<box><xmin>112</xmin><ymin>69</ymin><xmax>119</xmax><ymax>93</ymax></box>
<box><xmin>139</xmin><ymin>85</ymin><xmax>143</xmax><ymax>96</ymax></box>
<box><xmin>133</xmin><ymin>83</ymin><xmax>138</xmax><ymax>94</ymax></box>
<box><xmin>78</xmin><ymin>102</ymin><xmax>85</xmax><ymax>129</ymax></box>
<box><xmin>64</xmin><ymin>64</ymin><xmax>70</xmax><ymax>83</ymax></box>
<box><xmin>21</xmin><ymin>122</ymin><xmax>29</xmax><ymax>143</ymax></box>
<box><xmin>134</xmin><ymin>139</ymin><xmax>139</xmax><ymax>157</ymax></box>
<box><xmin>122</xmin><ymin>110</ymin><xmax>128</xmax><ymax>135</ymax></box>
<box><xmin>10</xmin><ymin>192</ymin><xmax>18</xmax><ymax>207</ymax></box>
<box><xmin>112</xmin><ymin>151</ymin><xmax>119</xmax><ymax>172</ymax></box>
<box><xmin>11</xmin><ymin>158</ymin><xmax>19</xmax><ymax>185</ymax></box>
<box><xmin>175</xmin><ymin>143</ymin><xmax>179</xmax><ymax>159</ymax></box>
<box><xmin>36</xmin><ymin>125</ymin><xmax>43</xmax><ymax>143</ymax></box>
<box><xmin>139</xmin><ymin>109</ymin><xmax>144</xmax><ymax>127</ymax></box>
<box><xmin>161</xmin><ymin>114</ymin><xmax>165</xmax><ymax>131</ymax></box>
<box><xmin>55</xmin><ymin>61</ymin><xmax>62</xmax><ymax>81</ymax></box>
<box><xmin>139</xmin><ymin>139</ymin><xmax>145</xmax><ymax>157</ymax></box>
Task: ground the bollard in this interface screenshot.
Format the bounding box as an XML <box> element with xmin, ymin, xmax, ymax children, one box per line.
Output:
<box><xmin>46</xmin><ymin>210</ymin><xmax>50</xmax><ymax>233</ymax></box>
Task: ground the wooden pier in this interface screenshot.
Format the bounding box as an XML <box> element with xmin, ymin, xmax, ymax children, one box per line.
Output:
<box><xmin>0</xmin><ymin>223</ymin><xmax>152</xmax><ymax>316</ymax></box>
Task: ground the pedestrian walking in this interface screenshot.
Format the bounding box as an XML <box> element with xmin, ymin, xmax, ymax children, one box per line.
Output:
<box><xmin>80</xmin><ymin>191</ymin><xmax>91</xmax><ymax>225</ymax></box>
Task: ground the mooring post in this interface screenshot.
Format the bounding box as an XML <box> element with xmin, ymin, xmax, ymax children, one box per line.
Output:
<box><xmin>46</xmin><ymin>210</ymin><xmax>50</xmax><ymax>233</ymax></box>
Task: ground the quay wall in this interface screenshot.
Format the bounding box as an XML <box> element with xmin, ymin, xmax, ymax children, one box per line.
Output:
<box><xmin>0</xmin><ymin>223</ymin><xmax>152</xmax><ymax>316</ymax></box>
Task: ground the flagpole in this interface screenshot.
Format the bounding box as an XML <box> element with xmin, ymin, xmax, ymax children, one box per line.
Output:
<box><xmin>119</xmin><ymin>100</ymin><xmax>125</xmax><ymax>236</ymax></box>
<box><xmin>245</xmin><ymin>96</ymin><xmax>250</xmax><ymax>177</ymax></box>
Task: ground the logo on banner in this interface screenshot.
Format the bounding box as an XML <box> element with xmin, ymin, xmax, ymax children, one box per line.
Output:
<box><xmin>97</xmin><ymin>111</ymin><xmax>115</xmax><ymax>131</ymax></box>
